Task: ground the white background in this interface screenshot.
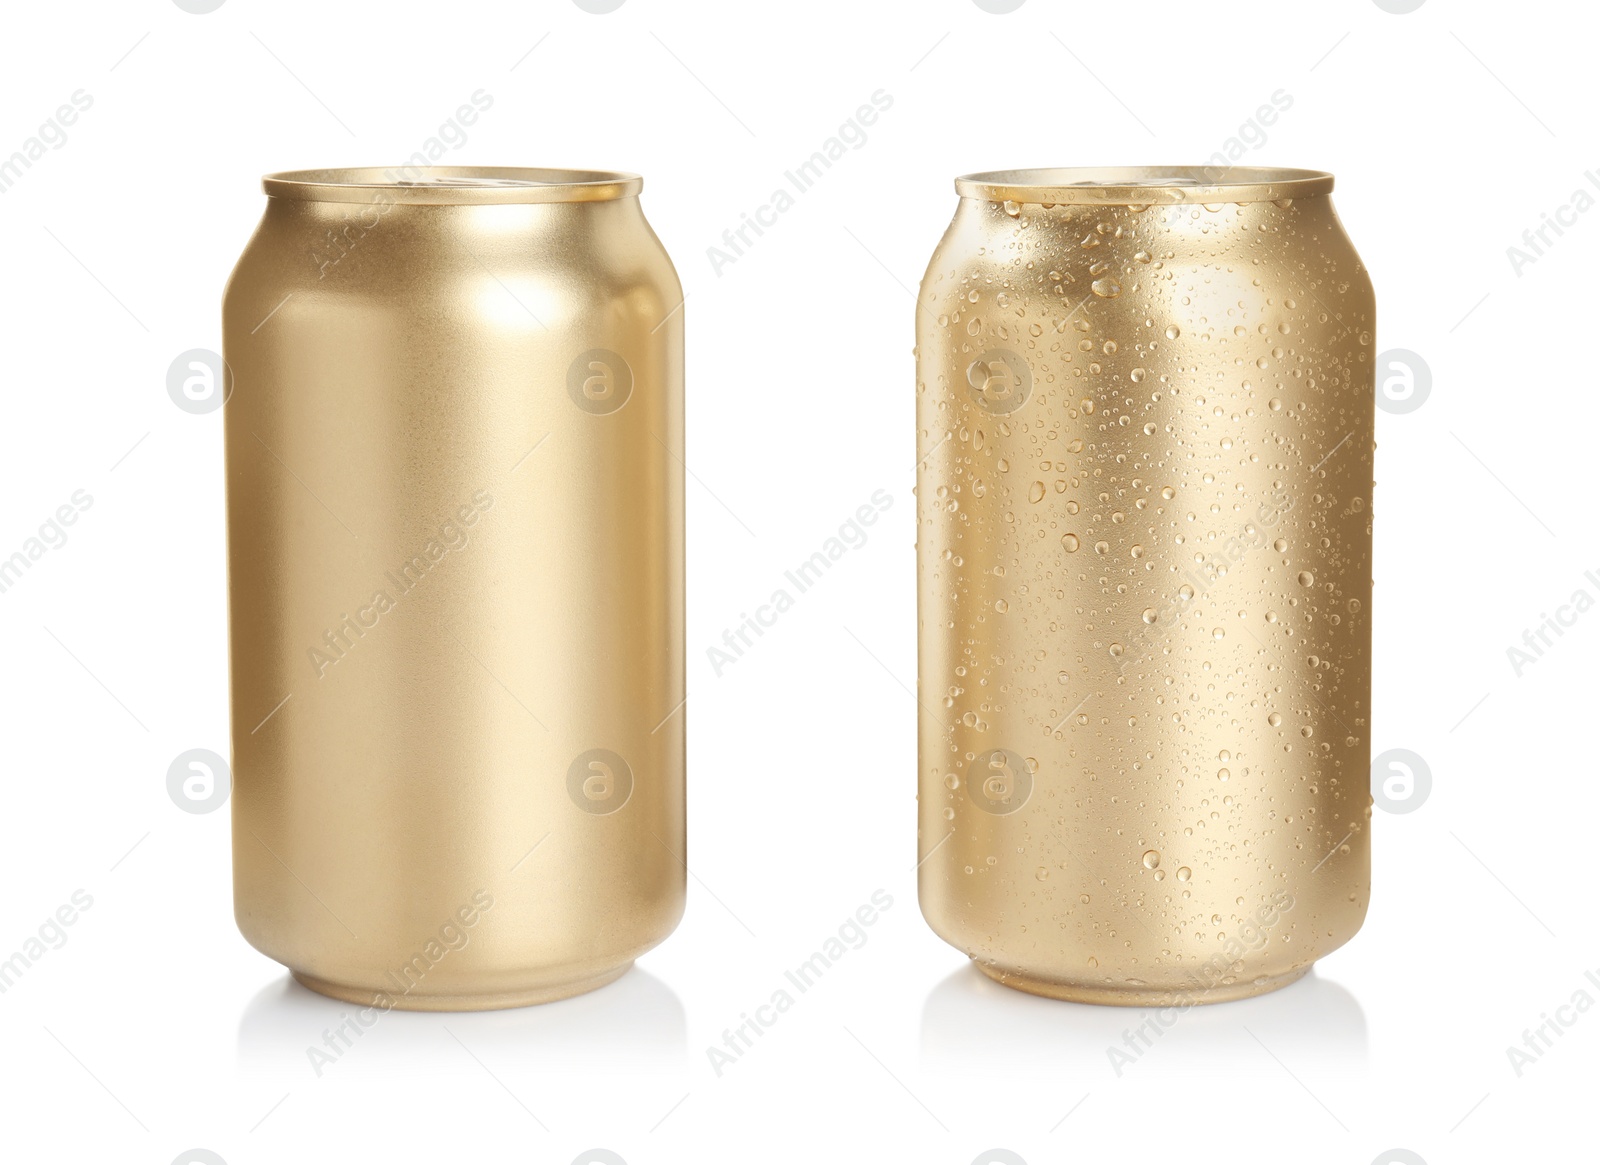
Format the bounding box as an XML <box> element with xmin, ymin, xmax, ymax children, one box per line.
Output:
<box><xmin>0</xmin><ymin>1</ymin><xmax>1592</xmax><ymax>1162</ymax></box>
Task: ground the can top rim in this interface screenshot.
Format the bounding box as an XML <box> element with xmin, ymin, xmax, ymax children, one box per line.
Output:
<box><xmin>955</xmin><ymin>167</ymin><xmax>1335</xmax><ymax>205</ymax></box>
<box><xmin>262</xmin><ymin>167</ymin><xmax>644</xmax><ymax>205</ymax></box>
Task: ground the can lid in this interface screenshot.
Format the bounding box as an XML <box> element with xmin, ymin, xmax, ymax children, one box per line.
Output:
<box><xmin>955</xmin><ymin>167</ymin><xmax>1334</xmax><ymax>205</ymax></box>
<box><xmin>262</xmin><ymin>167</ymin><xmax>643</xmax><ymax>205</ymax></box>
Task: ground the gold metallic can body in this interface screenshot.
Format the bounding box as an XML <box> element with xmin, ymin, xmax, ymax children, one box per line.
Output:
<box><xmin>223</xmin><ymin>168</ymin><xmax>685</xmax><ymax>1010</ymax></box>
<box><xmin>916</xmin><ymin>168</ymin><xmax>1373</xmax><ymax>1005</ymax></box>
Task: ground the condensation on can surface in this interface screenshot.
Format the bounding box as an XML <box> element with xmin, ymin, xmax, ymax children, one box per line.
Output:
<box><xmin>915</xmin><ymin>169</ymin><xmax>1375</xmax><ymax>1005</ymax></box>
<box><xmin>223</xmin><ymin>169</ymin><xmax>685</xmax><ymax>1010</ymax></box>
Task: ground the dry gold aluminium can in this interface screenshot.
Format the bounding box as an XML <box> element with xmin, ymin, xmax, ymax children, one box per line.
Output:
<box><xmin>223</xmin><ymin>167</ymin><xmax>685</xmax><ymax>1011</ymax></box>
<box><xmin>915</xmin><ymin>167</ymin><xmax>1374</xmax><ymax>1005</ymax></box>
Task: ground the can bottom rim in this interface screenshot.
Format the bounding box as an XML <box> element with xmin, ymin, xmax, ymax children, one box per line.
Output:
<box><xmin>291</xmin><ymin>963</ymin><xmax>634</xmax><ymax>1011</ymax></box>
<box><xmin>974</xmin><ymin>959</ymin><xmax>1313</xmax><ymax>1006</ymax></box>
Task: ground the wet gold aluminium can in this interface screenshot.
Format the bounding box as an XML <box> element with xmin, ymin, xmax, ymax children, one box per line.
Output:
<box><xmin>223</xmin><ymin>168</ymin><xmax>685</xmax><ymax>1010</ymax></box>
<box><xmin>916</xmin><ymin>167</ymin><xmax>1373</xmax><ymax>1005</ymax></box>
